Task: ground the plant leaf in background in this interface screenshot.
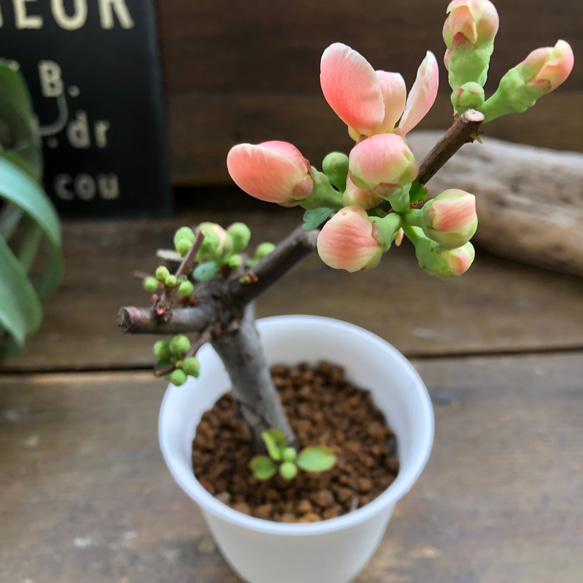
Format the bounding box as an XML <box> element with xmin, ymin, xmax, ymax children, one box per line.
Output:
<box><xmin>0</xmin><ymin>60</ymin><xmax>62</xmax><ymax>357</ymax></box>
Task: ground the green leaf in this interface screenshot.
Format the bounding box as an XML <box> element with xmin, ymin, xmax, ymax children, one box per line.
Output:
<box><xmin>296</xmin><ymin>445</ymin><xmax>337</xmax><ymax>473</ymax></box>
<box><xmin>302</xmin><ymin>207</ymin><xmax>335</xmax><ymax>232</ymax></box>
<box><xmin>16</xmin><ymin>215</ymin><xmax>42</xmax><ymax>273</ymax></box>
<box><xmin>0</xmin><ymin>236</ymin><xmax>42</xmax><ymax>350</ymax></box>
<box><xmin>409</xmin><ymin>180</ymin><xmax>428</xmax><ymax>205</ymax></box>
<box><xmin>249</xmin><ymin>456</ymin><xmax>278</xmax><ymax>480</ymax></box>
<box><xmin>261</xmin><ymin>428</ymin><xmax>286</xmax><ymax>461</ymax></box>
<box><xmin>193</xmin><ymin>261</ymin><xmax>220</xmax><ymax>281</ymax></box>
<box><xmin>0</xmin><ymin>62</ymin><xmax>42</xmax><ymax>180</ymax></box>
<box><xmin>0</xmin><ymin>156</ymin><xmax>62</xmax><ymax>300</ymax></box>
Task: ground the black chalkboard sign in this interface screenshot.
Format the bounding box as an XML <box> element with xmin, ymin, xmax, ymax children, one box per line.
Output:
<box><xmin>0</xmin><ymin>0</ymin><xmax>172</xmax><ymax>217</ymax></box>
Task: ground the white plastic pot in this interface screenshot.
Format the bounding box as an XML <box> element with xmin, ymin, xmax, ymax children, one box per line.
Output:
<box><xmin>159</xmin><ymin>315</ymin><xmax>434</xmax><ymax>583</ymax></box>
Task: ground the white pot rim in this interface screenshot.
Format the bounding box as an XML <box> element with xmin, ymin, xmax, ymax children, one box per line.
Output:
<box><xmin>159</xmin><ymin>314</ymin><xmax>434</xmax><ymax>536</ymax></box>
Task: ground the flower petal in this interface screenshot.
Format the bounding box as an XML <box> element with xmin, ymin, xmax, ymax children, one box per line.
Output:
<box><xmin>227</xmin><ymin>141</ymin><xmax>313</xmax><ymax>205</ymax></box>
<box><xmin>320</xmin><ymin>43</ymin><xmax>385</xmax><ymax>136</ymax></box>
<box><xmin>376</xmin><ymin>71</ymin><xmax>407</xmax><ymax>132</ymax></box>
<box><xmin>349</xmin><ymin>133</ymin><xmax>418</xmax><ymax>192</ymax></box>
<box><xmin>317</xmin><ymin>206</ymin><xmax>383</xmax><ymax>272</ymax></box>
<box><xmin>398</xmin><ymin>51</ymin><xmax>439</xmax><ymax>136</ymax></box>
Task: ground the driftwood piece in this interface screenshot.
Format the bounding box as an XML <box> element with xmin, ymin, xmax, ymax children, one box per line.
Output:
<box><xmin>408</xmin><ymin>133</ymin><xmax>583</xmax><ymax>277</ymax></box>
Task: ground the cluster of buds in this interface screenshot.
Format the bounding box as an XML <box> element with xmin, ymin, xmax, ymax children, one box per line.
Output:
<box><xmin>226</xmin><ymin>1</ymin><xmax>573</xmax><ymax>280</ymax></box>
<box><xmin>142</xmin><ymin>264</ymin><xmax>194</xmax><ymax>298</ymax></box>
<box><xmin>171</xmin><ymin>223</ymin><xmax>274</xmax><ymax>282</ymax></box>
<box><xmin>443</xmin><ymin>0</ymin><xmax>573</xmax><ymax>118</ymax></box>
<box><xmin>153</xmin><ymin>335</ymin><xmax>201</xmax><ymax>386</ymax></box>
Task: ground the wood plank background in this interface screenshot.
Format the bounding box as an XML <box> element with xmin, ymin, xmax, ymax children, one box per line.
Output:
<box><xmin>154</xmin><ymin>0</ymin><xmax>583</xmax><ymax>185</ymax></box>
<box><xmin>1</xmin><ymin>212</ymin><xmax>582</xmax><ymax>373</ymax></box>
<box><xmin>1</xmin><ymin>353</ymin><xmax>581</xmax><ymax>582</ymax></box>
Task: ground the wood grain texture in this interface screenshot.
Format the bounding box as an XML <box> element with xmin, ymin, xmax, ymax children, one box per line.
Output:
<box><xmin>167</xmin><ymin>92</ymin><xmax>583</xmax><ymax>186</ymax></box>
<box><xmin>1</xmin><ymin>213</ymin><xmax>583</xmax><ymax>372</ymax></box>
<box><xmin>1</xmin><ymin>353</ymin><xmax>582</xmax><ymax>582</ymax></box>
<box><xmin>155</xmin><ymin>0</ymin><xmax>583</xmax><ymax>184</ymax></box>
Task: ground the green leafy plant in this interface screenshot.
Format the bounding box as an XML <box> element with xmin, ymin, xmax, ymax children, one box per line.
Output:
<box><xmin>249</xmin><ymin>429</ymin><xmax>337</xmax><ymax>481</ymax></box>
<box><xmin>0</xmin><ymin>61</ymin><xmax>62</xmax><ymax>357</ymax></box>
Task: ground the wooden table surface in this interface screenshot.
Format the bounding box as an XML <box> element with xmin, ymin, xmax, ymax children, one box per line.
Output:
<box><xmin>1</xmin><ymin>210</ymin><xmax>582</xmax><ymax>583</ymax></box>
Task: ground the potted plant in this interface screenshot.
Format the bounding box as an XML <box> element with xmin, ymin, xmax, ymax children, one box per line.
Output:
<box><xmin>118</xmin><ymin>2</ymin><xmax>574</xmax><ymax>581</ymax></box>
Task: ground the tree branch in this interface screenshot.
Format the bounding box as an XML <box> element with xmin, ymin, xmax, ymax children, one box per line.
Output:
<box><xmin>117</xmin><ymin>303</ymin><xmax>216</xmax><ymax>334</ymax></box>
<box><xmin>417</xmin><ymin>109</ymin><xmax>484</xmax><ymax>185</ymax></box>
<box><xmin>227</xmin><ymin>225</ymin><xmax>319</xmax><ymax>308</ymax></box>
<box><xmin>155</xmin><ymin>231</ymin><xmax>205</xmax><ymax>318</ymax></box>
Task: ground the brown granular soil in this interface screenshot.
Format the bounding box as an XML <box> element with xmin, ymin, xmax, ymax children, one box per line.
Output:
<box><xmin>191</xmin><ymin>361</ymin><xmax>399</xmax><ymax>523</ymax></box>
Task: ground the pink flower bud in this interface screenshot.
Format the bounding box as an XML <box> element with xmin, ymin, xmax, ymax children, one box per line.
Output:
<box><xmin>341</xmin><ymin>176</ymin><xmax>383</xmax><ymax>210</ymax></box>
<box><xmin>443</xmin><ymin>0</ymin><xmax>499</xmax><ymax>50</ymax></box>
<box><xmin>320</xmin><ymin>43</ymin><xmax>407</xmax><ymax>138</ymax></box>
<box><xmin>518</xmin><ymin>40</ymin><xmax>574</xmax><ymax>95</ymax></box>
<box><xmin>227</xmin><ymin>141</ymin><xmax>313</xmax><ymax>206</ymax></box>
<box><xmin>422</xmin><ymin>189</ymin><xmax>478</xmax><ymax>248</ymax></box>
<box><xmin>349</xmin><ymin>134</ymin><xmax>418</xmax><ymax>196</ymax></box>
<box><xmin>317</xmin><ymin>206</ymin><xmax>383</xmax><ymax>272</ymax></box>
<box><xmin>416</xmin><ymin>237</ymin><xmax>476</xmax><ymax>278</ymax></box>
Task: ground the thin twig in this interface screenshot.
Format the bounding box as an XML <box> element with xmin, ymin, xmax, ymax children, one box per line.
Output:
<box><xmin>153</xmin><ymin>324</ymin><xmax>216</xmax><ymax>377</ymax></box>
<box><xmin>417</xmin><ymin>109</ymin><xmax>484</xmax><ymax>185</ymax></box>
<box><xmin>133</xmin><ymin>271</ymin><xmax>153</xmax><ymax>281</ymax></box>
<box><xmin>155</xmin><ymin>231</ymin><xmax>205</xmax><ymax>319</ymax></box>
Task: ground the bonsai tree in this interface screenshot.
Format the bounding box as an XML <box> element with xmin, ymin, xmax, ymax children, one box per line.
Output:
<box><xmin>0</xmin><ymin>61</ymin><xmax>62</xmax><ymax>358</ymax></box>
<box><xmin>118</xmin><ymin>0</ymin><xmax>573</xmax><ymax>478</ymax></box>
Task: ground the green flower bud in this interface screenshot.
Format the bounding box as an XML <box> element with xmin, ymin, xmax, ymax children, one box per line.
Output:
<box><xmin>279</xmin><ymin>462</ymin><xmax>298</xmax><ymax>481</ymax></box>
<box><xmin>182</xmin><ymin>356</ymin><xmax>201</xmax><ymax>377</ymax></box>
<box><xmin>175</xmin><ymin>238</ymin><xmax>193</xmax><ymax>256</ymax></box>
<box><xmin>322</xmin><ymin>151</ymin><xmax>349</xmax><ymax>191</ymax></box>
<box><xmin>255</xmin><ymin>242</ymin><xmax>275</xmax><ymax>261</ymax></box>
<box><xmin>282</xmin><ymin>447</ymin><xmax>297</xmax><ymax>463</ymax></box>
<box><xmin>169</xmin><ymin>335</ymin><xmax>190</xmax><ymax>355</ymax></box>
<box><xmin>227</xmin><ymin>222</ymin><xmax>251</xmax><ymax>253</ymax></box>
<box><xmin>173</xmin><ymin>226</ymin><xmax>195</xmax><ymax>248</ymax></box>
<box><xmin>177</xmin><ymin>280</ymin><xmax>194</xmax><ymax>297</ymax></box>
<box><xmin>143</xmin><ymin>276</ymin><xmax>159</xmax><ymax>292</ymax></box>
<box><xmin>227</xmin><ymin>254</ymin><xmax>243</xmax><ymax>268</ymax></box>
<box><xmin>165</xmin><ymin>275</ymin><xmax>177</xmax><ymax>287</ymax></box>
<box><xmin>155</xmin><ymin>265</ymin><xmax>170</xmax><ymax>282</ymax></box>
<box><xmin>170</xmin><ymin>369</ymin><xmax>187</xmax><ymax>386</ymax></box>
<box><xmin>153</xmin><ymin>340</ymin><xmax>171</xmax><ymax>359</ymax></box>
<box><xmin>451</xmin><ymin>81</ymin><xmax>485</xmax><ymax>115</ymax></box>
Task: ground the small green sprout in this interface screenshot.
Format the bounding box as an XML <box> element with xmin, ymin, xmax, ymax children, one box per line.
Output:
<box><xmin>249</xmin><ymin>428</ymin><xmax>336</xmax><ymax>481</ymax></box>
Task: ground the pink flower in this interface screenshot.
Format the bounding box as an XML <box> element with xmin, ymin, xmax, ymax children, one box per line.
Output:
<box><xmin>317</xmin><ymin>206</ymin><xmax>383</xmax><ymax>272</ymax></box>
<box><xmin>227</xmin><ymin>141</ymin><xmax>313</xmax><ymax>206</ymax></box>
<box><xmin>320</xmin><ymin>43</ymin><xmax>438</xmax><ymax>139</ymax></box>
<box><xmin>348</xmin><ymin>133</ymin><xmax>418</xmax><ymax>196</ymax></box>
<box><xmin>422</xmin><ymin>189</ymin><xmax>478</xmax><ymax>248</ymax></box>
<box><xmin>341</xmin><ymin>175</ymin><xmax>383</xmax><ymax>210</ymax></box>
<box><xmin>517</xmin><ymin>40</ymin><xmax>574</xmax><ymax>95</ymax></box>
